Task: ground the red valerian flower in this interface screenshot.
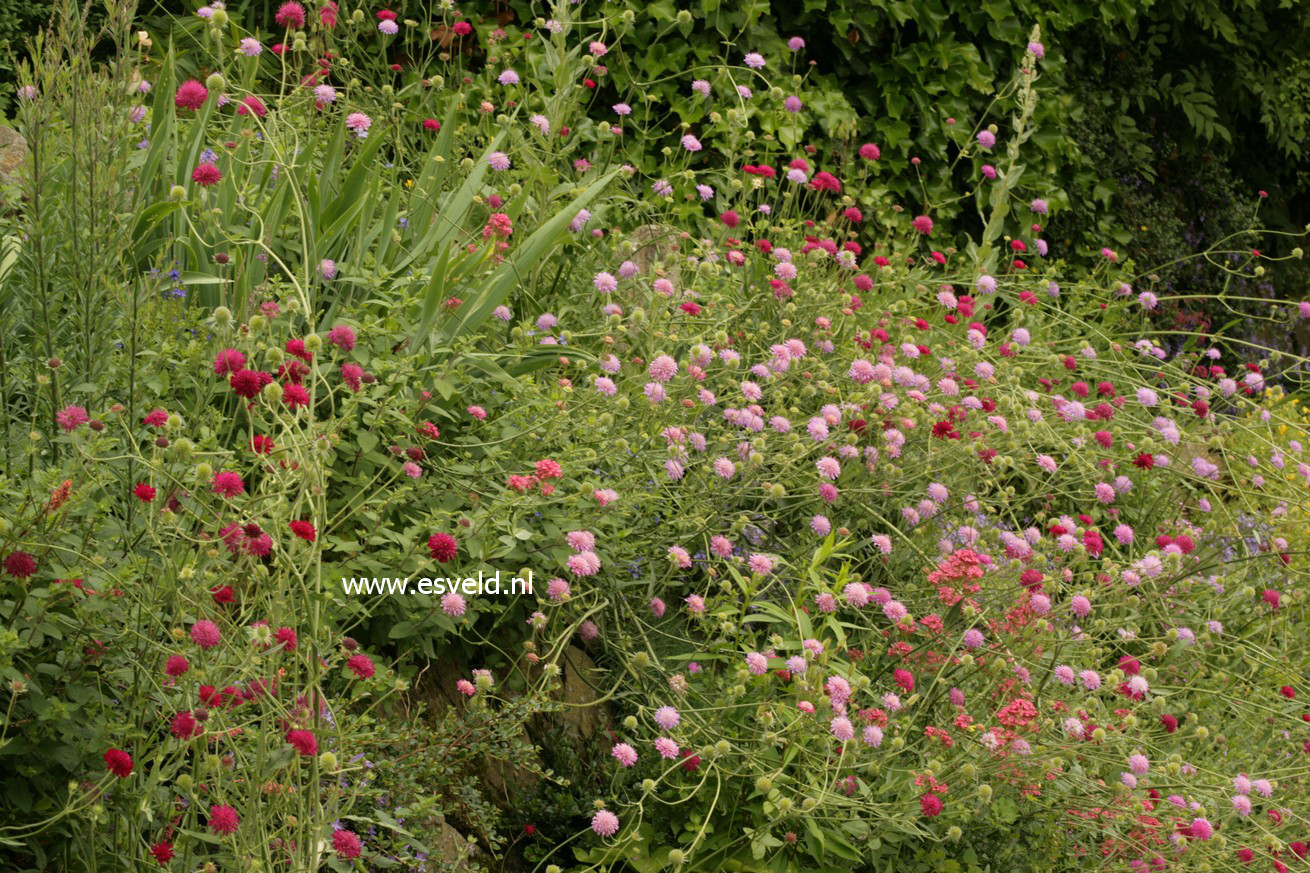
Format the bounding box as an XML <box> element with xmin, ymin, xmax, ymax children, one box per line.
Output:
<box><xmin>289</xmin><ymin>520</ymin><xmax>317</xmax><ymax>542</ymax></box>
<box><xmin>104</xmin><ymin>748</ymin><xmax>134</xmax><ymax>778</ymax></box>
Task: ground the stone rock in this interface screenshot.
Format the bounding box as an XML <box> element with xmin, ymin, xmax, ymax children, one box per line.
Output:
<box><xmin>558</xmin><ymin>644</ymin><xmax>606</xmax><ymax>742</ymax></box>
<box><xmin>0</xmin><ymin>124</ymin><xmax>28</xmax><ymax>186</ymax></box>
<box><xmin>433</xmin><ymin>819</ymin><xmax>476</xmax><ymax>870</ymax></box>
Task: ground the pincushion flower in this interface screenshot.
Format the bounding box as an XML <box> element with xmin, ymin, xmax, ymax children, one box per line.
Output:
<box><xmin>174</xmin><ymin>79</ymin><xmax>208</xmax><ymax>109</ymax></box>
<box><xmin>332</xmin><ymin>830</ymin><xmax>363</xmax><ymax>860</ymax></box>
<box><xmin>190</xmin><ymin>620</ymin><xmax>221</xmax><ymax>648</ymax></box>
<box><xmin>591</xmin><ymin>810</ymin><xmax>620</xmax><ymax>837</ymax></box>
<box><xmin>345</xmin><ymin>112</ymin><xmax>372</xmax><ymax>137</ymax></box>
<box><xmin>104</xmin><ymin>749</ymin><xmax>133</xmax><ymax>778</ymax></box>
<box><xmin>208</xmin><ymin>804</ymin><xmax>240</xmax><ymax>835</ymax></box>
<box><xmin>56</xmin><ymin>405</ymin><xmax>89</xmax><ymax>432</ymax></box>
<box><xmin>192</xmin><ymin>162</ymin><xmax>222</xmax><ymax>186</ymax></box>
<box><xmin>427</xmin><ymin>533</ymin><xmax>458</xmax><ymax>562</ymax></box>
<box><xmin>274</xmin><ymin>1</ymin><xmax>305</xmax><ymax>27</ymax></box>
<box><xmin>347</xmin><ymin>653</ymin><xmax>376</xmax><ymax>679</ymax></box>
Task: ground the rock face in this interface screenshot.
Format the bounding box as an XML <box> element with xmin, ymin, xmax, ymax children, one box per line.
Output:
<box><xmin>557</xmin><ymin>644</ymin><xmax>606</xmax><ymax>742</ymax></box>
<box><xmin>433</xmin><ymin>819</ymin><xmax>476</xmax><ymax>870</ymax></box>
<box><xmin>0</xmin><ymin>124</ymin><xmax>28</xmax><ymax>187</ymax></box>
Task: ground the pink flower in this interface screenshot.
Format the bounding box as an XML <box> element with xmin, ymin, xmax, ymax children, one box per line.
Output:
<box><xmin>347</xmin><ymin>653</ymin><xmax>376</xmax><ymax>679</ymax></box>
<box><xmin>208</xmin><ymin>804</ymin><xmax>240</xmax><ymax>835</ymax></box>
<box><xmin>441</xmin><ymin>593</ymin><xmax>467</xmax><ymax>617</ymax></box>
<box><xmin>830</xmin><ymin>717</ymin><xmax>855</xmax><ymax>741</ymax></box>
<box><xmin>174</xmin><ymin>79</ymin><xmax>208</xmax><ymax>110</ymax></box>
<box><xmin>212</xmin><ymin>471</ymin><xmax>245</xmax><ymax>498</ymax></box>
<box><xmin>345</xmin><ymin>112</ymin><xmax>372</xmax><ymax>138</ymax></box>
<box><xmin>611</xmin><ymin>742</ymin><xmax>638</xmax><ymax>766</ymax></box>
<box><xmin>191</xmin><ymin>620</ymin><xmax>221</xmax><ymax>649</ymax></box>
<box><xmin>567</xmin><ymin>551</ymin><xmax>601</xmax><ymax>577</ymax></box>
<box><xmin>274</xmin><ymin>1</ymin><xmax>306</xmax><ymax>28</ymax></box>
<box><xmin>332</xmin><ymin>830</ymin><xmax>362</xmax><ymax>860</ymax></box>
<box><xmin>326</xmin><ymin>324</ymin><xmax>356</xmax><ymax>351</ymax></box>
<box><xmin>591</xmin><ymin>810</ymin><xmax>620</xmax><ymax>838</ymax></box>
<box><xmin>653</xmin><ymin>706</ymin><xmax>680</xmax><ymax>730</ymax></box>
<box><xmin>56</xmin><ymin>405</ymin><xmax>89</xmax><ymax>432</ymax></box>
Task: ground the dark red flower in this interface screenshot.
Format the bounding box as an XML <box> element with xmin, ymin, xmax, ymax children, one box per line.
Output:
<box><xmin>286</xmin><ymin>729</ymin><xmax>318</xmax><ymax>756</ymax></box>
<box><xmin>149</xmin><ymin>842</ymin><xmax>174</xmax><ymax>864</ymax></box>
<box><xmin>208</xmin><ymin>804</ymin><xmax>240</xmax><ymax>835</ymax></box>
<box><xmin>134</xmin><ymin>482</ymin><xmax>157</xmax><ymax>503</ymax></box>
<box><xmin>428</xmin><ymin>533</ymin><xmax>458</xmax><ymax>562</ymax></box>
<box><xmin>920</xmin><ymin>793</ymin><xmax>943</xmax><ymax>817</ymax></box>
<box><xmin>104</xmin><ymin>748</ymin><xmax>134</xmax><ymax>778</ymax></box>
<box><xmin>347</xmin><ymin>653</ymin><xmax>376</xmax><ymax>679</ymax></box>
<box><xmin>4</xmin><ymin>551</ymin><xmax>36</xmax><ymax>578</ymax></box>
<box><xmin>290</xmin><ymin>520</ymin><xmax>317</xmax><ymax>542</ymax></box>
<box><xmin>192</xmin><ymin>163</ymin><xmax>222</xmax><ymax>187</ymax></box>
<box><xmin>230</xmin><ymin>369</ymin><xmax>272</xmax><ymax>398</ymax></box>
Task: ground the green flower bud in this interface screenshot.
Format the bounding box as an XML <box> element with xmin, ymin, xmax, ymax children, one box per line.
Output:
<box><xmin>205</xmin><ymin>72</ymin><xmax>226</xmax><ymax>92</ymax></box>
